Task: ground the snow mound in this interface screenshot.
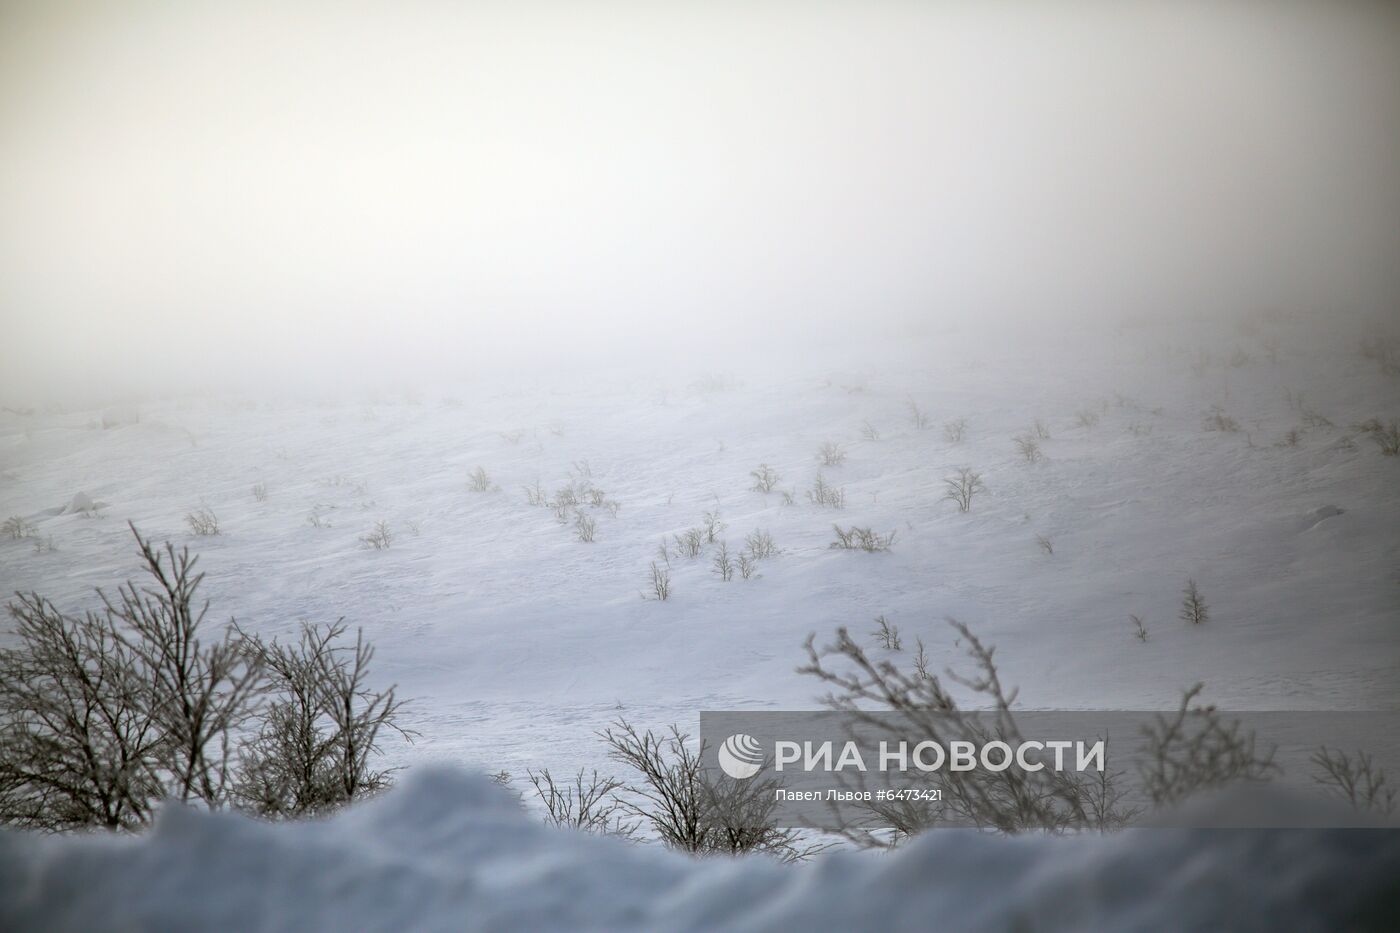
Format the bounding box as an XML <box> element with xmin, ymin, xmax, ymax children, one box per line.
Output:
<box><xmin>2</xmin><ymin>768</ymin><xmax>1397</xmax><ymax>932</ymax></box>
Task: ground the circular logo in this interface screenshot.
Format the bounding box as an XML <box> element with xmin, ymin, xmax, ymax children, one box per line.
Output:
<box><xmin>717</xmin><ymin>733</ymin><xmax>764</xmax><ymax>779</ymax></box>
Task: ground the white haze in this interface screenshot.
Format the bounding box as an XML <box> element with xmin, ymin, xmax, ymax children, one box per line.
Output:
<box><xmin>2</xmin><ymin>0</ymin><xmax>1398</xmax><ymax>403</ymax></box>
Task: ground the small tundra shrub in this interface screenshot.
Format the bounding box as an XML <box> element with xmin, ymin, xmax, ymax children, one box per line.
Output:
<box><xmin>186</xmin><ymin>507</ymin><xmax>220</xmax><ymax>536</ymax></box>
<box><xmin>860</xmin><ymin>421</ymin><xmax>880</xmax><ymax>441</ymax></box>
<box><xmin>1203</xmin><ymin>409</ymin><xmax>1240</xmax><ymax>433</ymax></box>
<box><xmin>750</xmin><ymin>464</ymin><xmax>782</xmax><ymax>493</ymax></box>
<box><xmin>944</xmin><ymin>418</ymin><xmax>967</xmax><ymax>443</ymax></box>
<box><xmin>1180</xmin><ymin>579</ymin><xmax>1208</xmax><ymax>624</ymax></box>
<box><xmin>871</xmin><ymin>615</ymin><xmax>902</xmax><ymax>650</ymax></box>
<box><xmin>711</xmin><ymin>541</ymin><xmax>734</xmax><ymax>581</ymax></box>
<box><xmin>817</xmin><ymin>442</ymin><xmax>847</xmax><ymax>467</ymax></box>
<box><xmin>907</xmin><ymin>398</ymin><xmax>930</xmax><ymax>430</ymax></box>
<box><xmin>360</xmin><ymin>520</ymin><xmax>393</xmax><ymax>550</ymax></box>
<box><xmin>575</xmin><ymin>511</ymin><xmax>596</xmax><ymax>543</ymax></box>
<box><xmin>1075</xmin><ymin>409</ymin><xmax>1100</xmax><ymax>429</ymax></box>
<box><xmin>469</xmin><ymin>466</ymin><xmax>493</xmax><ymax>492</ymax></box>
<box><xmin>1130</xmin><ymin>614</ymin><xmax>1149</xmax><ymax>642</ymax></box>
<box><xmin>674</xmin><ymin>528</ymin><xmax>705</xmax><ymax>558</ymax></box>
<box><xmin>3</xmin><ymin>516</ymin><xmax>36</xmax><ymax>540</ymax></box>
<box><xmin>646</xmin><ymin>562</ymin><xmax>672</xmax><ymax>600</ymax></box>
<box><xmin>943</xmin><ymin>468</ymin><xmax>985</xmax><ymax>513</ymax></box>
<box><xmin>1035</xmin><ymin>534</ymin><xmax>1053</xmax><ymax>555</ymax></box>
<box><xmin>252</xmin><ymin>482</ymin><xmax>268</xmax><ymax>502</ymax></box>
<box><xmin>1373</xmin><ymin>422</ymin><xmax>1400</xmax><ymax>456</ymax></box>
<box><xmin>807</xmin><ymin>474</ymin><xmax>846</xmax><ymax>509</ymax></box>
<box><xmin>830</xmin><ymin>525</ymin><xmax>896</xmax><ymax>552</ymax></box>
<box><xmin>744</xmin><ymin>529</ymin><xmax>778</xmax><ymax>560</ymax></box>
<box><xmin>1014</xmin><ymin>435</ymin><xmax>1043</xmax><ymax>463</ymax></box>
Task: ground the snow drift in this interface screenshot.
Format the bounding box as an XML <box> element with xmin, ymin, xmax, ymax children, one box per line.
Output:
<box><xmin>2</xmin><ymin>768</ymin><xmax>1397</xmax><ymax>932</ymax></box>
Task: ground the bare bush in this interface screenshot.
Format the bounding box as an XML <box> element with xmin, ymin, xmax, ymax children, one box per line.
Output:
<box><xmin>798</xmin><ymin>620</ymin><xmax>1137</xmax><ymax>844</ymax></box>
<box><xmin>575</xmin><ymin>511</ymin><xmax>597</xmax><ymax>543</ymax></box>
<box><xmin>871</xmin><ymin>615</ymin><xmax>901</xmax><ymax>650</ymax></box>
<box><xmin>830</xmin><ymin>525</ymin><xmax>896</xmax><ymax>552</ymax></box>
<box><xmin>907</xmin><ymin>398</ymin><xmax>930</xmax><ymax>430</ymax></box>
<box><xmin>817</xmin><ymin>442</ymin><xmax>847</xmax><ymax>466</ymax></box>
<box><xmin>252</xmin><ymin>482</ymin><xmax>268</xmax><ymax>502</ymax></box>
<box><xmin>1311</xmin><ymin>746</ymin><xmax>1396</xmax><ymax>817</ymax></box>
<box><xmin>600</xmin><ymin>719</ymin><xmax>814</xmax><ymax>860</ymax></box>
<box><xmin>749</xmin><ymin>464</ymin><xmax>782</xmax><ymax>494</ymax></box>
<box><xmin>307</xmin><ymin>505</ymin><xmax>334</xmax><ymax>529</ymax></box>
<box><xmin>737</xmin><ymin>553</ymin><xmax>758</xmax><ymax>580</ymax></box>
<box><xmin>943</xmin><ymin>468</ymin><xmax>985</xmax><ymax>513</ymax></box>
<box><xmin>186</xmin><ymin>507</ymin><xmax>220</xmax><ymax>536</ymax></box>
<box><xmin>234</xmin><ymin>620</ymin><xmax>410</xmax><ymax>819</ymax></box>
<box><xmin>1035</xmin><ymin>534</ymin><xmax>1053</xmax><ymax>555</ymax></box>
<box><xmin>31</xmin><ymin>536</ymin><xmax>56</xmax><ymax>555</ymax></box>
<box><xmin>522</xmin><ymin>480</ymin><xmax>547</xmax><ymax>506</ymax></box>
<box><xmin>702</xmin><ymin>509</ymin><xmax>725</xmax><ymax>544</ymax></box>
<box><xmin>943</xmin><ymin>418</ymin><xmax>967</xmax><ymax>443</ymax></box>
<box><xmin>1180</xmin><ymin>579</ymin><xmax>1208</xmax><ymax>625</ymax></box>
<box><xmin>1358</xmin><ymin>334</ymin><xmax>1400</xmax><ymax>375</ymax></box>
<box><xmin>1372</xmin><ymin>422</ymin><xmax>1400</xmax><ymax>456</ymax></box>
<box><xmin>1014</xmin><ymin>435</ymin><xmax>1043</xmax><ymax>463</ymax></box>
<box><xmin>1137</xmin><ymin>684</ymin><xmax>1278</xmax><ymax>808</ymax></box>
<box><xmin>648</xmin><ymin>562</ymin><xmax>672</xmax><ymax>601</ymax></box>
<box><xmin>468</xmin><ymin>466</ymin><xmax>493</xmax><ymax>492</ymax></box>
<box><xmin>1203</xmin><ymin>409</ymin><xmax>1240</xmax><ymax>433</ymax></box>
<box><xmin>1130</xmin><ymin>614</ymin><xmax>1148</xmax><ymax>642</ymax></box>
<box><xmin>1075</xmin><ymin>409</ymin><xmax>1100</xmax><ymax>429</ymax></box>
<box><xmin>711</xmin><ymin>541</ymin><xmax>734</xmax><ymax>581</ymax></box>
<box><xmin>674</xmin><ymin>529</ymin><xmax>704</xmax><ymax>559</ymax></box>
<box><xmin>860</xmin><ymin>421</ymin><xmax>880</xmax><ymax>441</ymax></box>
<box><xmin>744</xmin><ymin>529</ymin><xmax>778</xmax><ymax>560</ymax></box>
<box><xmin>807</xmin><ymin>474</ymin><xmax>846</xmax><ymax>509</ymax></box>
<box><xmin>0</xmin><ymin>526</ymin><xmax>263</xmax><ymax>830</ymax></box>
<box><xmin>360</xmin><ymin>520</ymin><xmax>393</xmax><ymax>550</ymax></box>
<box><xmin>3</xmin><ymin>516</ymin><xmax>36</xmax><ymax>540</ymax></box>
<box><xmin>527</xmin><ymin>768</ymin><xmax>638</xmax><ymax>836</ymax></box>
<box><xmin>1033</xmin><ymin>419</ymin><xmax>1051</xmax><ymax>440</ymax></box>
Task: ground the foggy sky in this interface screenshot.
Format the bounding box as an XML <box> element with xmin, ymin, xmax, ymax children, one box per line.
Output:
<box><xmin>2</xmin><ymin>1</ymin><xmax>1398</xmax><ymax>401</ymax></box>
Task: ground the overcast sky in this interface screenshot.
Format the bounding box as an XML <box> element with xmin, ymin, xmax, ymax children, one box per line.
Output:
<box><xmin>2</xmin><ymin>1</ymin><xmax>1398</xmax><ymax>399</ymax></box>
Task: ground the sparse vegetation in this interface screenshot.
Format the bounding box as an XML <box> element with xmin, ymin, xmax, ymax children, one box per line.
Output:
<box><xmin>1075</xmin><ymin>409</ymin><xmax>1100</xmax><ymax>429</ymax></box>
<box><xmin>907</xmin><ymin>398</ymin><xmax>930</xmax><ymax>430</ymax></box>
<box><xmin>1131</xmin><ymin>614</ymin><xmax>1148</xmax><ymax>642</ymax></box>
<box><xmin>744</xmin><ymin>529</ymin><xmax>778</xmax><ymax>560</ymax></box>
<box><xmin>1035</xmin><ymin>534</ymin><xmax>1053</xmax><ymax>555</ymax></box>
<box><xmin>817</xmin><ymin>441</ymin><xmax>847</xmax><ymax>466</ymax></box>
<box><xmin>807</xmin><ymin>474</ymin><xmax>846</xmax><ymax>509</ymax></box>
<box><xmin>750</xmin><ymin>464</ymin><xmax>781</xmax><ymax>493</ymax></box>
<box><xmin>600</xmin><ymin>719</ymin><xmax>814</xmax><ymax>860</ymax></box>
<box><xmin>0</xmin><ymin>526</ymin><xmax>407</xmax><ymax>830</ymax></box>
<box><xmin>1137</xmin><ymin>684</ymin><xmax>1277</xmax><ymax>808</ymax></box>
<box><xmin>1014</xmin><ymin>435</ymin><xmax>1043</xmax><ymax>463</ymax></box>
<box><xmin>1311</xmin><ymin>746</ymin><xmax>1396</xmax><ymax>816</ymax></box>
<box><xmin>943</xmin><ymin>418</ymin><xmax>967</xmax><ymax>443</ymax></box>
<box><xmin>252</xmin><ymin>482</ymin><xmax>268</xmax><ymax>502</ymax></box>
<box><xmin>646</xmin><ymin>562</ymin><xmax>672</xmax><ymax>601</ymax></box>
<box><xmin>712</xmin><ymin>541</ymin><xmax>734</xmax><ymax>581</ymax></box>
<box><xmin>185</xmin><ymin>507</ymin><xmax>220</xmax><ymax>536</ymax></box>
<box><xmin>575</xmin><ymin>511</ymin><xmax>596</xmax><ymax>543</ymax></box>
<box><xmin>943</xmin><ymin>468</ymin><xmax>984</xmax><ymax>513</ymax></box>
<box><xmin>1180</xmin><ymin>579</ymin><xmax>1208</xmax><ymax>625</ymax></box>
<box><xmin>871</xmin><ymin>615</ymin><xmax>901</xmax><ymax>650</ymax></box>
<box><xmin>469</xmin><ymin>466</ymin><xmax>493</xmax><ymax>492</ymax></box>
<box><xmin>360</xmin><ymin>520</ymin><xmax>393</xmax><ymax>550</ymax></box>
<box><xmin>830</xmin><ymin>526</ymin><xmax>896</xmax><ymax>552</ymax></box>
<box><xmin>3</xmin><ymin>516</ymin><xmax>36</xmax><ymax>540</ymax></box>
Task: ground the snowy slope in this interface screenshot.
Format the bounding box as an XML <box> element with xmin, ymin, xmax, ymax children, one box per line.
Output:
<box><xmin>2</xmin><ymin>767</ymin><xmax>1397</xmax><ymax>932</ymax></box>
<box><xmin>1</xmin><ymin>315</ymin><xmax>1397</xmax><ymax>785</ymax></box>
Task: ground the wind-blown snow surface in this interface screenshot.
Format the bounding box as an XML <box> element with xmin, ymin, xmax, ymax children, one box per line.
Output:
<box><xmin>0</xmin><ymin>317</ymin><xmax>1397</xmax><ymax>779</ymax></box>
<box><xmin>1</xmin><ymin>768</ymin><xmax>1398</xmax><ymax>932</ymax></box>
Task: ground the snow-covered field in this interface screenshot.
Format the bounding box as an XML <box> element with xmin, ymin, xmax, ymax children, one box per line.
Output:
<box><xmin>3</xmin><ymin>314</ymin><xmax>1397</xmax><ymax>787</ymax></box>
